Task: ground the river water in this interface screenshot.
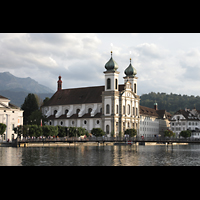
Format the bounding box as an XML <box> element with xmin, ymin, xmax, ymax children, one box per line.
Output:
<box><xmin>1</xmin><ymin>144</ymin><xmax>200</xmax><ymax>166</ymax></box>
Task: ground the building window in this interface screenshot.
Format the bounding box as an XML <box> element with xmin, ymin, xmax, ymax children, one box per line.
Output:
<box><xmin>133</xmin><ymin>107</ymin><xmax>135</xmax><ymax>115</ymax></box>
<box><xmin>128</xmin><ymin>104</ymin><xmax>130</xmax><ymax>115</ymax></box>
<box><xmin>65</xmin><ymin>109</ymin><xmax>69</xmax><ymax>115</ymax></box>
<box><xmin>116</xmin><ymin>105</ymin><xmax>119</xmax><ymax>114</ymax></box>
<box><xmin>107</xmin><ymin>78</ymin><xmax>111</xmax><ymax>89</ymax></box>
<box><xmin>49</xmin><ymin>121</ymin><xmax>52</xmax><ymax>125</ymax></box>
<box><xmin>106</xmin><ymin>104</ymin><xmax>110</xmax><ymax>114</ymax></box>
<box><xmin>84</xmin><ymin>120</ymin><xmax>87</xmax><ymax>125</ymax></box>
<box><xmin>88</xmin><ymin>108</ymin><xmax>92</xmax><ymax>114</ymax></box>
<box><xmin>60</xmin><ymin>121</ymin><xmax>63</xmax><ymax>126</ymax></box>
<box><xmin>136</xmin><ymin>108</ymin><xmax>138</xmax><ymax>116</ymax></box>
<box><xmin>106</xmin><ymin>125</ymin><xmax>109</xmax><ymax>134</ymax></box>
<box><xmin>134</xmin><ymin>83</ymin><xmax>136</xmax><ymax>93</ymax></box>
<box><xmin>76</xmin><ymin>109</ymin><xmax>80</xmax><ymax>114</ymax></box>
<box><xmin>115</xmin><ymin>78</ymin><xmax>118</xmax><ymax>90</ymax></box>
<box><xmin>54</xmin><ymin>110</ymin><xmax>57</xmax><ymax>115</ymax></box>
<box><xmin>96</xmin><ymin>120</ymin><xmax>100</xmax><ymax>124</ymax></box>
<box><xmin>123</xmin><ymin>105</ymin><xmax>125</xmax><ymax>114</ymax></box>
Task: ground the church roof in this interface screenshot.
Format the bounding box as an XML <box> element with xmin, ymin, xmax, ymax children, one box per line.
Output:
<box><xmin>124</xmin><ymin>59</ymin><xmax>137</xmax><ymax>77</ymax></box>
<box><xmin>43</xmin><ymin>84</ymin><xmax>126</xmax><ymax>107</ymax></box>
<box><xmin>105</xmin><ymin>52</ymin><xmax>118</xmax><ymax>72</ymax></box>
<box><xmin>140</xmin><ymin>105</ymin><xmax>171</xmax><ymax>119</ymax></box>
<box><xmin>0</xmin><ymin>95</ymin><xmax>9</xmax><ymax>99</ymax></box>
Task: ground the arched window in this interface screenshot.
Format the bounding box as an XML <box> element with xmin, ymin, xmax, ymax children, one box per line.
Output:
<box><xmin>54</xmin><ymin>110</ymin><xmax>57</xmax><ymax>115</ymax></box>
<box><xmin>107</xmin><ymin>78</ymin><xmax>111</xmax><ymax>89</ymax></box>
<box><xmin>88</xmin><ymin>108</ymin><xmax>92</xmax><ymax>114</ymax></box>
<box><xmin>134</xmin><ymin>83</ymin><xmax>137</xmax><ymax>93</ymax></box>
<box><xmin>133</xmin><ymin>107</ymin><xmax>135</xmax><ymax>115</ymax></box>
<box><xmin>106</xmin><ymin>104</ymin><xmax>110</xmax><ymax>114</ymax></box>
<box><xmin>65</xmin><ymin>109</ymin><xmax>69</xmax><ymax>115</ymax></box>
<box><xmin>128</xmin><ymin>104</ymin><xmax>130</xmax><ymax>115</ymax></box>
<box><xmin>115</xmin><ymin>78</ymin><xmax>118</xmax><ymax>90</ymax></box>
<box><xmin>76</xmin><ymin>109</ymin><xmax>80</xmax><ymax>114</ymax></box>
<box><xmin>106</xmin><ymin>125</ymin><xmax>109</xmax><ymax>134</ymax></box>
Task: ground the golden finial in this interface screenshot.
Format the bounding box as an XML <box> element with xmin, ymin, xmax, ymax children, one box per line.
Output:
<box><xmin>130</xmin><ymin>58</ymin><xmax>131</xmax><ymax>63</ymax></box>
<box><xmin>111</xmin><ymin>51</ymin><xmax>112</xmax><ymax>57</ymax></box>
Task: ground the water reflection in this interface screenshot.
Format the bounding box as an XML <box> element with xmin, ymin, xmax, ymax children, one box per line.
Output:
<box><xmin>1</xmin><ymin>144</ymin><xmax>200</xmax><ymax>166</ymax></box>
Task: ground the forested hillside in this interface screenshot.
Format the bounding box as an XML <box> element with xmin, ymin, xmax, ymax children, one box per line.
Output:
<box><xmin>140</xmin><ymin>92</ymin><xmax>200</xmax><ymax>115</ymax></box>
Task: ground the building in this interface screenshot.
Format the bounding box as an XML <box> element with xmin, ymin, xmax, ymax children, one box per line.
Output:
<box><xmin>170</xmin><ymin>108</ymin><xmax>200</xmax><ymax>137</ymax></box>
<box><xmin>42</xmin><ymin>52</ymin><xmax>140</xmax><ymax>137</ymax></box>
<box><xmin>42</xmin><ymin>52</ymin><xmax>171</xmax><ymax>137</ymax></box>
<box><xmin>139</xmin><ymin>103</ymin><xmax>171</xmax><ymax>137</ymax></box>
<box><xmin>0</xmin><ymin>95</ymin><xmax>23</xmax><ymax>142</ymax></box>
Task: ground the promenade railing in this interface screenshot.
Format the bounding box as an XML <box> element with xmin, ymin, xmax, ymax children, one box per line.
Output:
<box><xmin>17</xmin><ymin>136</ymin><xmax>200</xmax><ymax>143</ymax></box>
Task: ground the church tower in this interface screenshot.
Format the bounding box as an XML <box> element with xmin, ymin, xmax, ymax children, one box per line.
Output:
<box><xmin>124</xmin><ymin>58</ymin><xmax>138</xmax><ymax>95</ymax></box>
<box><xmin>102</xmin><ymin>52</ymin><xmax>120</xmax><ymax>137</ymax></box>
<box><xmin>57</xmin><ymin>75</ymin><xmax>62</xmax><ymax>91</ymax></box>
<box><xmin>104</xmin><ymin>51</ymin><xmax>120</xmax><ymax>92</ymax></box>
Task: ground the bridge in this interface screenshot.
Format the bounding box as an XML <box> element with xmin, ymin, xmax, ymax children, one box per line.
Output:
<box><xmin>13</xmin><ymin>136</ymin><xmax>200</xmax><ymax>147</ymax></box>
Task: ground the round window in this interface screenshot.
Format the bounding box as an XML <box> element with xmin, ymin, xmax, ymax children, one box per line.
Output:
<box><xmin>84</xmin><ymin>120</ymin><xmax>87</xmax><ymax>125</ymax></box>
<box><xmin>96</xmin><ymin>120</ymin><xmax>100</xmax><ymax>124</ymax></box>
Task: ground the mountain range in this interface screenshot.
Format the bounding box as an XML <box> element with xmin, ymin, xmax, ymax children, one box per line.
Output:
<box><xmin>0</xmin><ymin>72</ymin><xmax>54</xmax><ymax>107</ymax></box>
<box><xmin>0</xmin><ymin>72</ymin><xmax>54</xmax><ymax>93</ymax></box>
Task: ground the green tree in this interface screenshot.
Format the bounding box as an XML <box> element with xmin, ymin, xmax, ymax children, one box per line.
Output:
<box><xmin>21</xmin><ymin>93</ymin><xmax>39</xmax><ymax>125</ymax></box>
<box><xmin>57</xmin><ymin>126</ymin><xmax>66</xmax><ymax>137</ymax></box>
<box><xmin>13</xmin><ymin>125</ymin><xmax>23</xmax><ymax>137</ymax></box>
<box><xmin>124</xmin><ymin>128</ymin><xmax>137</xmax><ymax>137</ymax></box>
<box><xmin>180</xmin><ymin>130</ymin><xmax>191</xmax><ymax>138</ymax></box>
<box><xmin>43</xmin><ymin>97</ymin><xmax>50</xmax><ymax>106</ymax></box>
<box><xmin>28</xmin><ymin>110</ymin><xmax>47</xmax><ymax>126</ymax></box>
<box><xmin>164</xmin><ymin>129</ymin><xmax>176</xmax><ymax>137</ymax></box>
<box><xmin>0</xmin><ymin>123</ymin><xmax>7</xmax><ymax>136</ymax></box>
<box><xmin>42</xmin><ymin>125</ymin><xmax>58</xmax><ymax>137</ymax></box>
<box><xmin>91</xmin><ymin>128</ymin><xmax>105</xmax><ymax>137</ymax></box>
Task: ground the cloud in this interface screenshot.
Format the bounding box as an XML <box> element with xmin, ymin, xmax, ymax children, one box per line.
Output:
<box><xmin>0</xmin><ymin>33</ymin><xmax>102</xmax><ymax>91</ymax></box>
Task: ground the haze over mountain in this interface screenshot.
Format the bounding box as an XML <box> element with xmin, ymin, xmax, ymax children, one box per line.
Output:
<box><xmin>0</xmin><ymin>72</ymin><xmax>54</xmax><ymax>107</ymax></box>
<box><xmin>0</xmin><ymin>72</ymin><xmax>54</xmax><ymax>93</ymax></box>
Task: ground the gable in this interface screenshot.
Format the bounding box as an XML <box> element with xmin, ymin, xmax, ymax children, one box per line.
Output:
<box><xmin>122</xmin><ymin>90</ymin><xmax>135</xmax><ymax>98</ymax></box>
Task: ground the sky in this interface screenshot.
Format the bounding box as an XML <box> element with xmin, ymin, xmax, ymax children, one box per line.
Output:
<box><xmin>1</xmin><ymin>33</ymin><xmax>200</xmax><ymax>96</ymax></box>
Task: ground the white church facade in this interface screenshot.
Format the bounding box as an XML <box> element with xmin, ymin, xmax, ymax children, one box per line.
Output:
<box><xmin>42</xmin><ymin>52</ymin><xmax>140</xmax><ymax>137</ymax></box>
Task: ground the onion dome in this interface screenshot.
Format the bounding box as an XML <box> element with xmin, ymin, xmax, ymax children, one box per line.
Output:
<box><xmin>105</xmin><ymin>51</ymin><xmax>118</xmax><ymax>71</ymax></box>
<box><xmin>124</xmin><ymin>58</ymin><xmax>137</xmax><ymax>77</ymax></box>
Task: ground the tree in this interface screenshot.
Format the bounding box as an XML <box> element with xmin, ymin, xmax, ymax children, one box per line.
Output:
<box><xmin>42</xmin><ymin>125</ymin><xmax>58</xmax><ymax>137</ymax></box>
<box><xmin>57</xmin><ymin>126</ymin><xmax>66</xmax><ymax>137</ymax></box>
<box><xmin>43</xmin><ymin>97</ymin><xmax>50</xmax><ymax>106</ymax></box>
<box><xmin>124</xmin><ymin>128</ymin><xmax>137</xmax><ymax>137</ymax></box>
<box><xmin>0</xmin><ymin>123</ymin><xmax>7</xmax><ymax>136</ymax></box>
<box><xmin>13</xmin><ymin>125</ymin><xmax>23</xmax><ymax>137</ymax></box>
<box><xmin>91</xmin><ymin>128</ymin><xmax>105</xmax><ymax>137</ymax></box>
<box><xmin>164</xmin><ymin>129</ymin><xmax>176</xmax><ymax>137</ymax></box>
<box><xmin>21</xmin><ymin>93</ymin><xmax>39</xmax><ymax>125</ymax></box>
<box><xmin>28</xmin><ymin>110</ymin><xmax>47</xmax><ymax>126</ymax></box>
<box><xmin>180</xmin><ymin>130</ymin><xmax>191</xmax><ymax>138</ymax></box>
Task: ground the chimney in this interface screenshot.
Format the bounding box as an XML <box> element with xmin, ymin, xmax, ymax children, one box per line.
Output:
<box><xmin>154</xmin><ymin>102</ymin><xmax>158</xmax><ymax>110</ymax></box>
<box><xmin>57</xmin><ymin>75</ymin><xmax>62</xmax><ymax>91</ymax></box>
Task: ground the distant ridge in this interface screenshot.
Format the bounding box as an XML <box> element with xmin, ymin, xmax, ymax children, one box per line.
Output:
<box><xmin>0</xmin><ymin>72</ymin><xmax>54</xmax><ymax>93</ymax></box>
<box><xmin>0</xmin><ymin>71</ymin><xmax>54</xmax><ymax>107</ymax></box>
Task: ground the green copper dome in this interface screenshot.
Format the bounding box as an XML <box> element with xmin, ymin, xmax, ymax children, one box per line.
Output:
<box><xmin>124</xmin><ymin>59</ymin><xmax>137</xmax><ymax>77</ymax></box>
<box><xmin>105</xmin><ymin>52</ymin><xmax>118</xmax><ymax>71</ymax></box>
